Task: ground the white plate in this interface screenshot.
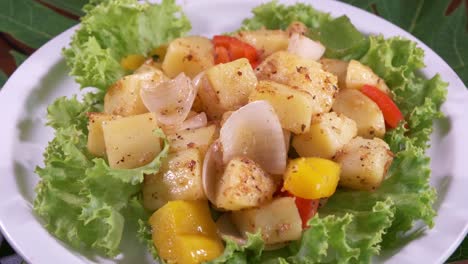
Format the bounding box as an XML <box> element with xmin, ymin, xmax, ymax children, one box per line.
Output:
<box><xmin>0</xmin><ymin>0</ymin><xmax>467</xmax><ymax>263</ymax></box>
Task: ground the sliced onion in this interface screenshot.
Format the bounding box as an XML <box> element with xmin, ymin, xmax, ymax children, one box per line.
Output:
<box><xmin>161</xmin><ymin>112</ymin><xmax>208</xmax><ymax>134</ymax></box>
<box><xmin>220</xmin><ymin>101</ymin><xmax>287</xmax><ymax>174</ymax></box>
<box><xmin>140</xmin><ymin>73</ymin><xmax>197</xmax><ymax>126</ymax></box>
<box><xmin>288</xmin><ymin>33</ymin><xmax>325</xmax><ymax>61</ymax></box>
<box><xmin>179</xmin><ymin>112</ymin><xmax>207</xmax><ymax>130</ymax></box>
<box><xmin>202</xmin><ymin>141</ymin><xmax>224</xmax><ymax>203</ymax></box>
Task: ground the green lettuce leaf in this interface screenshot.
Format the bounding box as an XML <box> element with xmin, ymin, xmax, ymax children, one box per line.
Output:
<box><xmin>207</xmin><ymin>232</ymin><xmax>265</xmax><ymax>264</ymax></box>
<box><xmin>240</xmin><ymin>1</ymin><xmax>331</xmax><ymax>31</ymax></box>
<box><xmin>34</xmin><ymin>95</ymin><xmax>169</xmax><ymax>256</ymax></box>
<box><xmin>63</xmin><ymin>0</ymin><xmax>191</xmax><ymax>90</ymax></box>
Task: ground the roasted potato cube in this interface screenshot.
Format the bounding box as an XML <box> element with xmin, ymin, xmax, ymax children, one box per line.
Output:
<box><xmin>167</xmin><ymin>124</ymin><xmax>218</xmax><ymax>155</ymax></box>
<box><xmin>346</xmin><ymin>60</ymin><xmax>389</xmax><ymax>93</ymax></box>
<box><xmin>292</xmin><ymin>112</ymin><xmax>357</xmax><ymax>159</ymax></box>
<box><xmin>143</xmin><ymin>148</ymin><xmax>205</xmax><ymax>211</ymax></box>
<box><xmin>332</xmin><ymin>89</ymin><xmax>385</xmax><ymax>138</ymax></box>
<box><xmin>214</xmin><ymin>157</ymin><xmax>276</xmax><ymax>211</ymax></box>
<box><xmin>256</xmin><ymin>51</ymin><xmax>338</xmax><ymax>114</ymax></box>
<box><xmin>102</xmin><ymin>113</ymin><xmax>161</xmax><ymax>169</ymax></box>
<box><xmin>235</xmin><ymin>29</ymin><xmax>289</xmax><ymax>59</ymax></box>
<box><xmin>162</xmin><ymin>36</ymin><xmax>214</xmax><ymax>78</ymax></box>
<box><xmin>87</xmin><ymin>113</ymin><xmax>121</xmax><ymax>157</ymax></box>
<box><xmin>202</xmin><ymin>58</ymin><xmax>257</xmax><ymax>117</ymax></box>
<box><xmin>286</xmin><ymin>21</ymin><xmax>309</xmax><ymax>36</ymax></box>
<box><xmin>334</xmin><ymin>137</ymin><xmax>393</xmax><ymax>191</ymax></box>
<box><xmin>249</xmin><ymin>80</ymin><xmax>314</xmax><ymax>134</ymax></box>
<box><xmin>231</xmin><ymin>197</ymin><xmax>302</xmax><ymax>245</ymax></box>
<box><xmin>320</xmin><ymin>58</ymin><xmax>348</xmax><ymax>89</ymax></box>
<box><xmin>104</xmin><ymin>69</ymin><xmax>167</xmax><ymax>116</ymax></box>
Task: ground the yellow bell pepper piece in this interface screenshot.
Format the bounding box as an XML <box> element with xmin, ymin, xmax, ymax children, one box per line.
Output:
<box><xmin>284</xmin><ymin>157</ymin><xmax>340</xmax><ymax>199</ymax></box>
<box><xmin>120</xmin><ymin>54</ymin><xmax>146</xmax><ymax>70</ymax></box>
<box><xmin>149</xmin><ymin>200</ymin><xmax>224</xmax><ymax>264</ymax></box>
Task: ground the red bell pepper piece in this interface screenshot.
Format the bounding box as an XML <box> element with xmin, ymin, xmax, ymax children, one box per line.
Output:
<box><xmin>360</xmin><ymin>84</ymin><xmax>404</xmax><ymax>128</ymax></box>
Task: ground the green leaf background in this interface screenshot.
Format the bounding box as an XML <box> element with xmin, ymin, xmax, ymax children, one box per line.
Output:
<box><xmin>0</xmin><ymin>0</ymin><xmax>466</xmax><ymax>262</ymax></box>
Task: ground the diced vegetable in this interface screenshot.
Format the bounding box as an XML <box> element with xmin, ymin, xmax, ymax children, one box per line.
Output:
<box><xmin>212</xmin><ymin>35</ymin><xmax>259</xmax><ymax>67</ymax></box>
<box><xmin>167</xmin><ymin>124</ymin><xmax>218</xmax><ymax>155</ymax></box>
<box><xmin>143</xmin><ymin>148</ymin><xmax>205</xmax><ymax>211</ymax></box>
<box><xmin>332</xmin><ymin>89</ymin><xmax>385</xmax><ymax>138</ymax></box>
<box><xmin>86</xmin><ymin>112</ymin><xmax>120</xmax><ymax>157</ymax></box>
<box><xmin>234</xmin><ymin>29</ymin><xmax>289</xmax><ymax>59</ymax></box>
<box><xmin>140</xmin><ymin>72</ymin><xmax>197</xmax><ymax>126</ymax></box>
<box><xmin>256</xmin><ymin>51</ymin><xmax>338</xmax><ymax>115</ymax></box>
<box><xmin>286</xmin><ymin>21</ymin><xmax>309</xmax><ymax>36</ymax></box>
<box><xmin>231</xmin><ymin>197</ymin><xmax>302</xmax><ymax>244</ymax></box>
<box><xmin>294</xmin><ymin>197</ymin><xmax>319</xmax><ymax>229</ymax></box>
<box><xmin>104</xmin><ymin>68</ymin><xmax>166</xmax><ymax>117</ymax></box>
<box><xmin>220</xmin><ymin>101</ymin><xmax>287</xmax><ymax>174</ymax></box>
<box><xmin>360</xmin><ymin>84</ymin><xmax>404</xmax><ymax>128</ymax></box>
<box><xmin>249</xmin><ymin>80</ymin><xmax>314</xmax><ymax>134</ymax></box>
<box><xmin>287</xmin><ymin>33</ymin><xmax>325</xmax><ymax>61</ymax></box>
<box><xmin>320</xmin><ymin>58</ymin><xmax>348</xmax><ymax>88</ymax></box>
<box><xmin>283</xmin><ymin>157</ymin><xmax>341</xmax><ymax>200</ymax></box>
<box><xmin>214</xmin><ymin>46</ymin><xmax>230</xmax><ymax>64</ymax></box>
<box><xmin>102</xmin><ymin>113</ymin><xmax>161</xmax><ymax>169</ymax></box>
<box><xmin>213</xmin><ymin>156</ymin><xmax>277</xmax><ymax>211</ymax></box>
<box><xmin>203</xmin><ymin>58</ymin><xmax>258</xmax><ymax>115</ymax></box>
<box><xmin>334</xmin><ymin>137</ymin><xmax>394</xmax><ymax>191</ymax></box>
<box><xmin>292</xmin><ymin>112</ymin><xmax>357</xmax><ymax>159</ymax></box>
<box><xmin>346</xmin><ymin>60</ymin><xmax>389</xmax><ymax>94</ymax></box>
<box><xmin>162</xmin><ymin>36</ymin><xmax>215</xmax><ymax>78</ymax></box>
<box><xmin>120</xmin><ymin>54</ymin><xmax>146</xmax><ymax>70</ymax></box>
<box><xmin>149</xmin><ymin>200</ymin><xmax>223</xmax><ymax>264</ymax></box>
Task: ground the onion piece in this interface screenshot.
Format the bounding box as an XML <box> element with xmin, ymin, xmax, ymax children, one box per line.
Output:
<box><xmin>288</xmin><ymin>33</ymin><xmax>325</xmax><ymax>61</ymax></box>
<box><xmin>202</xmin><ymin>141</ymin><xmax>224</xmax><ymax>203</ymax></box>
<box><xmin>161</xmin><ymin>112</ymin><xmax>208</xmax><ymax>134</ymax></box>
<box><xmin>220</xmin><ymin>100</ymin><xmax>287</xmax><ymax>174</ymax></box>
<box><xmin>179</xmin><ymin>112</ymin><xmax>208</xmax><ymax>130</ymax></box>
<box><xmin>140</xmin><ymin>72</ymin><xmax>197</xmax><ymax>126</ymax></box>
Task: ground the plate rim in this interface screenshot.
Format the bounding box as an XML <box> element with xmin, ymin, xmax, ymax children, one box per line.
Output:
<box><xmin>0</xmin><ymin>0</ymin><xmax>467</xmax><ymax>263</ymax></box>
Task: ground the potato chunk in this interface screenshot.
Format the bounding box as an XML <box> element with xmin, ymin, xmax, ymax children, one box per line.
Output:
<box><xmin>162</xmin><ymin>36</ymin><xmax>214</xmax><ymax>78</ymax></box>
<box><xmin>346</xmin><ymin>60</ymin><xmax>389</xmax><ymax>93</ymax></box>
<box><xmin>249</xmin><ymin>80</ymin><xmax>314</xmax><ymax>134</ymax></box>
<box><xmin>167</xmin><ymin>124</ymin><xmax>218</xmax><ymax>155</ymax></box>
<box><xmin>256</xmin><ymin>51</ymin><xmax>338</xmax><ymax>115</ymax></box>
<box><xmin>235</xmin><ymin>29</ymin><xmax>289</xmax><ymax>59</ymax></box>
<box><xmin>332</xmin><ymin>89</ymin><xmax>385</xmax><ymax>138</ymax></box>
<box><xmin>201</xmin><ymin>58</ymin><xmax>257</xmax><ymax>118</ymax></box>
<box><xmin>292</xmin><ymin>112</ymin><xmax>357</xmax><ymax>158</ymax></box>
<box><xmin>231</xmin><ymin>197</ymin><xmax>302</xmax><ymax>245</ymax></box>
<box><xmin>143</xmin><ymin>148</ymin><xmax>205</xmax><ymax>211</ymax></box>
<box><xmin>102</xmin><ymin>113</ymin><xmax>161</xmax><ymax>169</ymax></box>
<box><xmin>104</xmin><ymin>68</ymin><xmax>167</xmax><ymax>116</ymax></box>
<box><xmin>320</xmin><ymin>58</ymin><xmax>348</xmax><ymax>89</ymax></box>
<box><xmin>214</xmin><ymin>157</ymin><xmax>276</xmax><ymax>211</ymax></box>
<box><xmin>334</xmin><ymin>137</ymin><xmax>393</xmax><ymax>191</ymax></box>
<box><xmin>87</xmin><ymin>113</ymin><xmax>120</xmax><ymax>157</ymax></box>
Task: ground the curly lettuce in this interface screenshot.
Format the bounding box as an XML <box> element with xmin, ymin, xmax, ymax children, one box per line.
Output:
<box><xmin>63</xmin><ymin>0</ymin><xmax>191</xmax><ymax>90</ymax></box>
<box><xmin>35</xmin><ymin>0</ymin><xmax>193</xmax><ymax>256</ymax></box>
<box><xmin>207</xmin><ymin>1</ymin><xmax>447</xmax><ymax>263</ymax></box>
<box><xmin>34</xmin><ymin>94</ymin><xmax>169</xmax><ymax>256</ymax></box>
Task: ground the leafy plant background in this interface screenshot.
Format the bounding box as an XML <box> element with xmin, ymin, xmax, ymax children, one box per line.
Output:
<box><xmin>0</xmin><ymin>0</ymin><xmax>466</xmax><ymax>263</ymax></box>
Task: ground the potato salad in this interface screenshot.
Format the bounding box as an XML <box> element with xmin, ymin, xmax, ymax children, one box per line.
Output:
<box><xmin>35</xmin><ymin>1</ymin><xmax>446</xmax><ymax>263</ymax></box>
<box><xmin>86</xmin><ymin>21</ymin><xmax>401</xmax><ymax>263</ymax></box>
